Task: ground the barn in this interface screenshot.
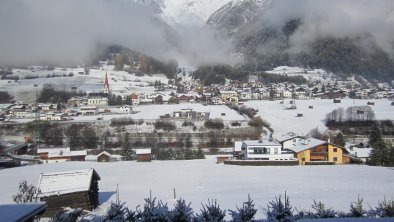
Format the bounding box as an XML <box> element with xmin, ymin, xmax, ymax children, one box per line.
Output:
<box><xmin>136</xmin><ymin>149</ymin><xmax>151</xmax><ymax>162</ymax></box>
<box><xmin>35</xmin><ymin>169</ymin><xmax>100</xmax><ymax>216</ymax></box>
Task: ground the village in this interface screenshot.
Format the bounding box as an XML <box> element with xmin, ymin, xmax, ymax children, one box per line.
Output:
<box><xmin>1</xmin><ymin>64</ymin><xmax>393</xmax><ymax>166</ymax></box>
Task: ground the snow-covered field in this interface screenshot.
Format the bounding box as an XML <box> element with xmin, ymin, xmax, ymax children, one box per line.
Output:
<box><xmin>245</xmin><ymin>99</ymin><xmax>394</xmax><ymax>136</ymax></box>
<box><xmin>0</xmin><ymin>158</ymin><xmax>393</xmax><ymax>219</ymax></box>
<box><xmin>0</xmin><ymin>66</ymin><xmax>170</xmax><ymax>101</ymax></box>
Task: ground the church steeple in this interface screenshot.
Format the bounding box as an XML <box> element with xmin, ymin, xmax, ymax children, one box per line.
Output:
<box><xmin>104</xmin><ymin>71</ymin><xmax>110</xmax><ymax>94</ymax></box>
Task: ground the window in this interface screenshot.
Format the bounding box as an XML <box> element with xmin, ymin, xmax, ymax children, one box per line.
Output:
<box><xmin>333</xmin><ymin>148</ymin><xmax>338</xmax><ymax>152</ymax></box>
<box><xmin>274</xmin><ymin>148</ymin><xmax>278</xmax><ymax>154</ymax></box>
<box><xmin>333</xmin><ymin>157</ymin><xmax>338</xmax><ymax>162</ymax></box>
<box><xmin>302</xmin><ymin>158</ymin><xmax>305</xmax><ymax>161</ymax></box>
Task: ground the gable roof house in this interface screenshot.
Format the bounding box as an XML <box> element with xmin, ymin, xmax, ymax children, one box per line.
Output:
<box><xmin>284</xmin><ymin>137</ymin><xmax>345</xmax><ymax>165</ymax></box>
<box><xmin>35</xmin><ymin>169</ymin><xmax>100</xmax><ymax>216</ymax></box>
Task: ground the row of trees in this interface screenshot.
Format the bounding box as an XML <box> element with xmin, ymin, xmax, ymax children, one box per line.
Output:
<box><xmin>192</xmin><ymin>64</ymin><xmax>249</xmax><ymax>86</ymax></box>
<box><xmin>24</xmin><ymin>122</ymin><xmax>100</xmax><ymax>149</ymax></box>
<box><xmin>154</xmin><ymin>148</ymin><xmax>205</xmax><ymax>160</ymax></box>
<box><xmin>326</xmin><ymin>106</ymin><xmax>376</xmax><ymax>124</ymax></box>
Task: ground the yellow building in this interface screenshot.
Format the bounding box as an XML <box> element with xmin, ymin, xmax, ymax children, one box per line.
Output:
<box><xmin>220</xmin><ymin>91</ymin><xmax>238</xmax><ymax>104</ymax></box>
<box><xmin>285</xmin><ymin>138</ymin><xmax>344</xmax><ymax>165</ymax></box>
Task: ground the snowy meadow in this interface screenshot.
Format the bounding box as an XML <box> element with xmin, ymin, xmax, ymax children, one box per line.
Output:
<box><xmin>1</xmin><ymin>157</ymin><xmax>393</xmax><ymax>219</ymax></box>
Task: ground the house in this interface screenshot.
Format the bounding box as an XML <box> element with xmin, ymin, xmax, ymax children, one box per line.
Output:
<box><xmin>0</xmin><ymin>203</ymin><xmax>47</xmax><ymax>222</ymax></box>
<box><xmin>88</xmin><ymin>97</ymin><xmax>108</xmax><ymax>106</ymax></box>
<box><xmin>37</xmin><ymin>148</ymin><xmax>87</xmax><ymax>163</ymax></box>
<box><xmin>220</xmin><ymin>91</ymin><xmax>238</xmax><ymax>104</ymax></box>
<box><xmin>97</xmin><ymin>151</ymin><xmax>111</xmax><ymax>162</ymax></box>
<box><xmin>178</xmin><ymin>95</ymin><xmax>193</xmax><ymax>103</ymax></box>
<box><xmin>67</xmin><ymin>97</ymin><xmax>85</xmax><ymax>107</ymax></box>
<box><xmin>39</xmin><ymin>112</ymin><xmax>64</xmax><ymax>121</ymax></box>
<box><xmin>118</xmin><ymin>105</ymin><xmax>132</xmax><ymax>114</ymax></box>
<box><xmin>241</xmin><ymin>138</ymin><xmax>295</xmax><ymax>160</ymax></box>
<box><xmin>136</xmin><ymin>149</ymin><xmax>151</xmax><ymax>162</ymax></box>
<box><xmin>345</xmin><ymin>145</ymin><xmax>372</xmax><ymax>163</ymax></box>
<box><xmin>79</xmin><ymin>106</ymin><xmax>98</xmax><ymax>115</ymax></box>
<box><xmin>239</xmin><ymin>89</ymin><xmax>252</xmax><ymax>101</ymax></box>
<box><xmin>284</xmin><ymin>138</ymin><xmax>345</xmax><ymax>165</ymax></box>
<box><xmin>35</xmin><ymin>169</ymin><xmax>100</xmax><ymax>216</ymax></box>
<box><xmin>130</xmin><ymin>93</ymin><xmax>140</xmax><ymax>105</ymax></box>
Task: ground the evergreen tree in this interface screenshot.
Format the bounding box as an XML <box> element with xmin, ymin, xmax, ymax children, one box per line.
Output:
<box><xmin>334</xmin><ymin>132</ymin><xmax>346</xmax><ymax>147</ymax></box>
<box><xmin>195</xmin><ymin>199</ymin><xmax>226</xmax><ymax>222</ymax></box>
<box><xmin>310</xmin><ymin>200</ymin><xmax>337</xmax><ymax>218</ymax></box>
<box><xmin>122</xmin><ymin>132</ymin><xmax>133</xmax><ymax>161</ymax></box>
<box><xmin>195</xmin><ymin>148</ymin><xmax>205</xmax><ymax>159</ymax></box>
<box><xmin>229</xmin><ymin>195</ymin><xmax>257</xmax><ymax>222</ymax></box>
<box><xmin>169</xmin><ymin>199</ymin><xmax>194</xmax><ymax>222</ymax></box>
<box><xmin>138</xmin><ymin>196</ymin><xmax>169</xmax><ymax>222</ymax></box>
<box><xmin>350</xmin><ymin>196</ymin><xmax>366</xmax><ymax>218</ymax></box>
<box><xmin>368</xmin><ymin>122</ymin><xmax>389</xmax><ymax>166</ymax></box>
<box><xmin>105</xmin><ymin>202</ymin><xmax>137</xmax><ymax>222</ymax></box>
<box><xmin>66</xmin><ymin>124</ymin><xmax>82</xmax><ymax>150</ymax></box>
<box><xmin>267</xmin><ymin>192</ymin><xmax>295</xmax><ymax>222</ymax></box>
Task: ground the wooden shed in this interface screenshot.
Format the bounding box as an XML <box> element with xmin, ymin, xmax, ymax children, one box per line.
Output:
<box><xmin>35</xmin><ymin>169</ymin><xmax>100</xmax><ymax>216</ymax></box>
<box><xmin>97</xmin><ymin>151</ymin><xmax>111</xmax><ymax>162</ymax></box>
<box><xmin>136</xmin><ymin>149</ymin><xmax>151</xmax><ymax>162</ymax></box>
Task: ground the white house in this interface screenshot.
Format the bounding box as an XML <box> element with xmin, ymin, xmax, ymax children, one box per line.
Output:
<box><xmin>79</xmin><ymin>106</ymin><xmax>98</xmax><ymax>115</ymax></box>
<box><xmin>239</xmin><ymin>89</ymin><xmax>252</xmax><ymax>101</ymax></box>
<box><xmin>118</xmin><ymin>105</ymin><xmax>132</xmax><ymax>114</ymax></box>
<box><xmin>88</xmin><ymin>97</ymin><xmax>108</xmax><ymax>106</ymax></box>
<box><xmin>241</xmin><ymin>138</ymin><xmax>295</xmax><ymax>160</ymax></box>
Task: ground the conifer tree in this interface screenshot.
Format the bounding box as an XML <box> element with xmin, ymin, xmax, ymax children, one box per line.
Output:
<box><xmin>122</xmin><ymin>132</ymin><xmax>133</xmax><ymax>161</ymax></box>
<box><xmin>368</xmin><ymin>122</ymin><xmax>389</xmax><ymax>166</ymax></box>
<box><xmin>169</xmin><ymin>199</ymin><xmax>194</xmax><ymax>222</ymax></box>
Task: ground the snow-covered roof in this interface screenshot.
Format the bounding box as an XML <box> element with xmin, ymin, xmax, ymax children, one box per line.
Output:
<box><xmin>285</xmin><ymin>138</ymin><xmax>327</xmax><ymax>153</ymax></box>
<box><xmin>36</xmin><ymin>169</ymin><xmax>100</xmax><ymax>198</ymax></box>
<box><xmin>346</xmin><ymin>147</ymin><xmax>372</xmax><ymax>158</ymax></box>
<box><xmin>274</xmin><ymin>133</ymin><xmax>305</xmax><ymax>143</ymax></box>
<box><xmin>0</xmin><ymin>203</ymin><xmax>47</xmax><ymax>222</ymax></box>
<box><xmin>37</xmin><ymin>147</ymin><xmax>70</xmax><ymax>154</ymax></box>
<box><xmin>242</xmin><ymin>139</ymin><xmax>281</xmax><ymax>147</ymax></box>
<box><xmin>71</xmin><ymin>150</ymin><xmax>87</xmax><ymax>156</ymax></box>
<box><xmin>97</xmin><ymin>151</ymin><xmax>111</xmax><ymax>157</ymax></box>
<box><xmin>136</xmin><ymin>149</ymin><xmax>151</xmax><ymax>155</ymax></box>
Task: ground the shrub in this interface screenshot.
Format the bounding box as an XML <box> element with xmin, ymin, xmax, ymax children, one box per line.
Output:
<box><xmin>12</xmin><ymin>180</ymin><xmax>36</xmax><ymax>203</ymax></box>
<box><xmin>204</xmin><ymin>118</ymin><xmax>224</xmax><ymax>130</ymax></box>
<box><xmin>154</xmin><ymin>120</ymin><xmax>176</xmax><ymax>131</ymax></box>
<box><xmin>105</xmin><ymin>202</ymin><xmax>137</xmax><ymax>222</ymax></box>
<box><xmin>50</xmin><ymin>208</ymin><xmax>83</xmax><ymax>222</ymax></box>
<box><xmin>195</xmin><ymin>199</ymin><xmax>226</xmax><ymax>222</ymax></box>
<box><xmin>267</xmin><ymin>192</ymin><xmax>294</xmax><ymax>222</ymax></box>
<box><xmin>349</xmin><ymin>196</ymin><xmax>367</xmax><ymax>218</ymax></box>
<box><xmin>138</xmin><ymin>197</ymin><xmax>169</xmax><ymax>222</ymax></box>
<box><xmin>229</xmin><ymin>195</ymin><xmax>257</xmax><ymax>222</ymax></box>
<box><xmin>169</xmin><ymin>199</ymin><xmax>194</xmax><ymax>222</ymax></box>
<box><xmin>374</xmin><ymin>198</ymin><xmax>394</xmax><ymax>217</ymax></box>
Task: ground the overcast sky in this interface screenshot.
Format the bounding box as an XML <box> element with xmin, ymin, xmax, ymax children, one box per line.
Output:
<box><xmin>0</xmin><ymin>0</ymin><xmax>393</xmax><ymax>66</ymax></box>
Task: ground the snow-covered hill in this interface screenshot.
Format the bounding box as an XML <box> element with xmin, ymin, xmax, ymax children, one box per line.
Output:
<box><xmin>132</xmin><ymin>0</ymin><xmax>246</xmax><ymax>26</ymax></box>
<box><xmin>160</xmin><ymin>0</ymin><xmax>241</xmax><ymax>26</ymax></box>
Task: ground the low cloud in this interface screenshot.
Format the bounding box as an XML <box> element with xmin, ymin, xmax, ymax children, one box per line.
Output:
<box><xmin>0</xmin><ymin>0</ymin><xmax>236</xmax><ymax>67</ymax></box>
<box><xmin>259</xmin><ymin>0</ymin><xmax>394</xmax><ymax>54</ymax></box>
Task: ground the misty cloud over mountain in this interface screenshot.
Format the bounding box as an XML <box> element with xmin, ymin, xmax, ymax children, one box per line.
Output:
<box><xmin>0</xmin><ymin>0</ymin><xmax>235</xmax><ymax>66</ymax></box>
<box><xmin>0</xmin><ymin>0</ymin><xmax>393</xmax><ymax>71</ymax></box>
<box><xmin>259</xmin><ymin>0</ymin><xmax>394</xmax><ymax>55</ymax></box>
